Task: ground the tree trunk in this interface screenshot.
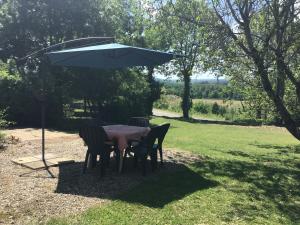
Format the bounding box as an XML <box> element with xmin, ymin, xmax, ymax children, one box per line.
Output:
<box><xmin>182</xmin><ymin>71</ymin><xmax>191</xmax><ymax>119</ymax></box>
<box><xmin>212</xmin><ymin>1</ymin><xmax>300</xmax><ymax>140</ymax></box>
<box><xmin>254</xmin><ymin>58</ymin><xmax>300</xmax><ymax>140</ymax></box>
<box><xmin>275</xmin><ymin>65</ymin><xmax>285</xmax><ymax>100</ymax></box>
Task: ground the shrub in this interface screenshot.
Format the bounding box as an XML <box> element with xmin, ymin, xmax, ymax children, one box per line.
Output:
<box><xmin>0</xmin><ymin>132</ymin><xmax>5</xmax><ymax>150</ymax></box>
<box><xmin>0</xmin><ymin>60</ymin><xmax>65</xmax><ymax>126</ymax></box>
<box><xmin>0</xmin><ymin>108</ymin><xmax>14</xmax><ymax>128</ymax></box>
<box><xmin>0</xmin><ymin>109</ymin><xmax>7</xmax><ymax>149</ymax></box>
<box><xmin>0</xmin><ymin>60</ymin><xmax>151</xmax><ymax>126</ymax></box>
<box><xmin>154</xmin><ymin>95</ymin><xmax>182</xmax><ymax>112</ymax></box>
<box><xmin>218</xmin><ymin>105</ymin><xmax>227</xmax><ymax>116</ymax></box>
<box><xmin>212</xmin><ymin>102</ymin><xmax>220</xmax><ymax>114</ymax></box>
<box><xmin>193</xmin><ymin>101</ymin><xmax>210</xmax><ymax>114</ymax></box>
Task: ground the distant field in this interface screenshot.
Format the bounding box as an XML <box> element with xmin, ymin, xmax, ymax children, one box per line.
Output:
<box><xmin>155</xmin><ymin>95</ymin><xmax>243</xmax><ymax>110</ymax></box>
<box><xmin>154</xmin><ymin>95</ymin><xmax>243</xmax><ymax>120</ymax></box>
<box><xmin>193</xmin><ymin>98</ymin><xmax>243</xmax><ymax>109</ymax></box>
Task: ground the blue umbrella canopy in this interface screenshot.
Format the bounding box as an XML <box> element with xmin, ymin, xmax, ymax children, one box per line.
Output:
<box><xmin>46</xmin><ymin>43</ymin><xmax>177</xmax><ymax>69</ymax></box>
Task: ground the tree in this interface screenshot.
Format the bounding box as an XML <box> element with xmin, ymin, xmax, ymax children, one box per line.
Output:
<box><xmin>117</xmin><ymin>0</ymin><xmax>164</xmax><ymax>115</ymax></box>
<box><xmin>154</xmin><ymin>0</ymin><xmax>209</xmax><ymax>118</ymax></box>
<box><xmin>0</xmin><ymin>0</ymin><xmax>151</xmax><ymax>125</ymax></box>
<box><xmin>206</xmin><ymin>0</ymin><xmax>300</xmax><ymax>140</ymax></box>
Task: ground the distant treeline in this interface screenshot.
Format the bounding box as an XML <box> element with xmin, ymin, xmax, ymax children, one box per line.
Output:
<box><xmin>160</xmin><ymin>81</ymin><xmax>243</xmax><ymax>100</ymax></box>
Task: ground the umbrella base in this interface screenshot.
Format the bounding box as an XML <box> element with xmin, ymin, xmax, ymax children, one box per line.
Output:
<box><xmin>11</xmin><ymin>153</ymin><xmax>75</xmax><ymax>178</ymax></box>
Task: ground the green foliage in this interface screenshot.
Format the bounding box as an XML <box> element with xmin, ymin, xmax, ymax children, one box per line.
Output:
<box><xmin>0</xmin><ymin>1</ymin><xmax>155</xmax><ymax>126</ymax></box>
<box><xmin>0</xmin><ymin>58</ymin><xmax>150</xmax><ymax>126</ymax></box>
<box><xmin>0</xmin><ymin>60</ymin><xmax>64</xmax><ymax>126</ymax></box>
<box><xmin>207</xmin><ymin>102</ymin><xmax>227</xmax><ymax>116</ymax></box>
<box><xmin>153</xmin><ymin>0</ymin><xmax>212</xmax><ymax>118</ymax></box>
<box><xmin>0</xmin><ymin>108</ymin><xmax>14</xmax><ymax>128</ymax></box>
<box><xmin>203</xmin><ymin>0</ymin><xmax>300</xmax><ymax>139</ymax></box>
<box><xmin>193</xmin><ymin>101</ymin><xmax>210</xmax><ymax>114</ymax></box>
<box><xmin>0</xmin><ymin>131</ymin><xmax>5</xmax><ymax>150</ymax></box>
<box><xmin>0</xmin><ymin>0</ymin><xmax>124</xmax><ymax>59</ymax></box>
<box><xmin>211</xmin><ymin>102</ymin><xmax>220</xmax><ymax>114</ymax></box>
<box><xmin>0</xmin><ymin>108</ymin><xmax>7</xmax><ymax>149</ymax></box>
<box><xmin>154</xmin><ymin>95</ymin><xmax>182</xmax><ymax>113</ymax></box>
<box><xmin>218</xmin><ymin>105</ymin><xmax>226</xmax><ymax>116</ymax></box>
<box><xmin>100</xmin><ymin>69</ymin><xmax>150</xmax><ymax>123</ymax></box>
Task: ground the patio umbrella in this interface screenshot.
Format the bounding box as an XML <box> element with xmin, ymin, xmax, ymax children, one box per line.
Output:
<box><xmin>38</xmin><ymin>42</ymin><xmax>178</xmax><ymax>176</ymax></box>
<box><xmin>46</xmin><ymin>43</ymin><xmax>177</xmax><ymax>69</ymax></box>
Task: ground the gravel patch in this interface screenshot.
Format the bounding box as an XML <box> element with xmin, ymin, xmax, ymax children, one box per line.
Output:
<box><xmin>0</xmin><ymin>129</ymin><xmax>203</xmax><ymax>225</ymax></box>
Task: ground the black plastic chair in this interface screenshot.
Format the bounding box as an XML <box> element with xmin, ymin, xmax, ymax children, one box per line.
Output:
<box><xmin>79</xmin><ymin>126</ymin><xmax>114</xmax><ymax>176</ymax></box>
<box><xmin>155</xmin><ymin>123</ymin><xmax>170</xmax><ymax>166</ymax></box>
<box><xmin>124</xmin><ymin>126</ymin><xmax>160</xmax><ymax>175</ymax></box>
<box><xmin>128</xmin><ymin>117</ymin><xmax>150</xmax><ymax>127</ymax></box>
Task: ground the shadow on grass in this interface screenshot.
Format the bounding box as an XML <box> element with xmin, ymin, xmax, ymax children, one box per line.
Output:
<box><xmin>227</xmin><ymin>150</ymin><xmax>251</xmax><ymax>158</ymax></box>
<box><xmin>55</xmin><ymin>159</ymin><xmax>217</xmax><ymax>208</ymax></box>
<box><xmin>193</xmin><ymin>155</ymin><xmax>300</xmax><ymax>223</ymax></box>
<box><xmin>118</xmin><ymin>164</ymin><xmax>217</xmax><ymax>208</ymax></box>
<box><xmin>253</xmin><ymin>143</ymin><xmax>300</xmax><ymax>154</ymax></box>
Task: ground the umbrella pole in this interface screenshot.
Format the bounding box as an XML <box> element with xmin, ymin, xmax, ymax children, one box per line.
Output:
<box><xmin>40</xmin><ymin>69</ymin><xmax>54</xmax><ymax>178</ymax></box>
<box><xmin>41</xmin><ymin>101</ymin><xmax>45</xmax><ymax>162</ymax></box>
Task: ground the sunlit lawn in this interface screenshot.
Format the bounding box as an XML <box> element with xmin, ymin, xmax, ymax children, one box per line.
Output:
<box><xmin>48</xmin><ymin>117</ymin><xmax>300</xmax><ymax>225</ymax></box>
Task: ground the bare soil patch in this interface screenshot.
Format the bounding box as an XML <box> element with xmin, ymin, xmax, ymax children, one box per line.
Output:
<box><xmin>0</xmin><ymin>128</ymin><xmax>202</xmax><ymax>225</ymax></box>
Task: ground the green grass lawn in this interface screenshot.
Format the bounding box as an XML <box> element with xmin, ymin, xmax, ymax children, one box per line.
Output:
<box><xmin>48</xmin><ymin>118</ymin><xmax>300</xmax><ymax>225</ymax></box>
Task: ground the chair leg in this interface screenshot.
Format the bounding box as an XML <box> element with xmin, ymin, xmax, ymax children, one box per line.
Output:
<box><xmin>122</xmin><ymin>148</ymin><xmax>129</xmax><ymax>173</ymax></box>
<box><xmin>141</xmin><ymin>153</ymin><xmax>147</xmax><ymax>176</ymax></box>
<box><xmin>114</xmin><ymin>149</ymin><xmax>120</xmax><ymax>172</ymax></box>
<box><xmin>82</xmin><ymin>151</ymin><xmax>89</xmax><ymax>174</ymax></box>
<box><xmin>159</xmin><ymin>147</ymin><xmax>163</xmax><ymax>166</ymax></box>
<box><xmin>91</xmin><ymin>154</ymin><xmax>97</xmax><ymax>168</ymax></box>
<box><xmin>106</xmin><ymin>151</ymin><xmax>111</xmax><ymax>167</ymax></box>
<box><xmin>150</xmin><ymin>150</ymin><xmax>158</xmax><ymax>171</ymax></box>
<box><xmin>133</xmin><ymin>153</ymin><xmax>138</xmax><ymax>168</ymax></box>
<box><xmin>100</xmin><ymin>153</ymin><xmax>106</xmax><ymax>177</ymax></box>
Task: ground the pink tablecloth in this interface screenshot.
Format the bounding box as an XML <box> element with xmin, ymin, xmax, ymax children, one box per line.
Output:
<box><xmin>103</xmin><ymin>125</ymin><xmax>150</xmax><ymax>152</ymax></box>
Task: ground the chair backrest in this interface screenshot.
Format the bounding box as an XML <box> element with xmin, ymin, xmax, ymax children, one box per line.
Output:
<box><xmin>157</xmin><ymin>123</ymin><xmax>170</xmax><ymax>147</ymax></box>
<box><xmin>140</xmin><ymin>125</ymin><xmax>160</xmax><ymax>152</ymax></box>
<box><xmin>128</xmin><ymin>117</ymin><xmax>150</xmax><ymax>127</ymax></box>
<box><xmin>139</xmin><ymin>126</ymin><xmax>159</xmax><ymax>153</ymax></box>
<box><xmin>79</xmin><ymin>126</ymin><xmax>108</xmax><ymax>155</ymax></box>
